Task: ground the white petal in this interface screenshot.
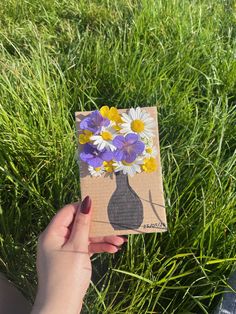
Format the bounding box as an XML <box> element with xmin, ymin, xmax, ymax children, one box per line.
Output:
<box><xmin>90</xmin><ymin>135</ymin><xmax>99</xmax><ymax>141</ymax></box>
<box><xmin>120</xmin><ymin>125</ymin><xmax>131</xmax><ymax>135</ymax></box>
<box><xmin>121</xmin><ymin>122</ymin><xmax>130</xmax><ymax>128</ymax></box>
<box><xmin>133</xmin><ymin>164</ymin><xmax>139</xmax><ymax>171</ymax></box>
<box><xmin>139</xmin><ymin>131</ymin><xmax>148</xmax><ymax>138</ymax></box>
<box><xmin>123</xmin><ymin>168</ymin><xmax>128</xmax><ymax>175</ymax></box>
<box><xmin>119</xmin><ymin>129</ymin><xmax>126</xmax><ymax>134</ymax></box>
<box><xmin>96</xmin><ymin>142</ymin><xmax>101</xmax><ymax>149</ymax></box>
<box><xmin>146</xmin><ymin>122</ymin><xmax>156</xmax><ymax>128</ymax></box>
<box><xmin>129</xmin><ymin>108</ymin><xmax>136</xmax><ymax>120</ymax></box>
<box><xmin>145</xmin><ymin>129</ymin><xmax>155</xmax><ymax>135</ymax></box>
<box><xmin>143</xmin><ymin>117</ymin><xmax>155</xmax><ymax>124</ymax></box>
<box><xmin>101</xmin><ymin>142</ymin><xmax>106</xmax><ymax>150</ymax></box>
<box><xmin>122</xmin><ymin>113</ymin><xmax>132</xmax><ymax>122</ymax></box>
<box><xmin>109</xmin><ymin>143</ymin><xmax>116</xmax><ymax>151</ymax></box>
<box><xmin>93</xmin><ymin>139</ymin><xmax>100</xmax><ymax>145</ymax></box>
<box><xmin>136</xmin><ymin>107</ymin><xmax>141</xmax><ymax>119</ymax></box>
<box><xmin>127</xmin><ymin>168</ymin><xmax>133</xmax><ymax>176</ymax></box>
<box><xmin>140</xmin><ymin>111</ymin><xmax>148</xmax><ymax>120</ymax></box>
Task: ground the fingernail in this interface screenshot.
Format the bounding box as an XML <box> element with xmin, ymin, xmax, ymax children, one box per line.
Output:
<box><xmin>80</xmin><ymin>196</ymin><xmax>91</xmax><ymax>214</ymax></box>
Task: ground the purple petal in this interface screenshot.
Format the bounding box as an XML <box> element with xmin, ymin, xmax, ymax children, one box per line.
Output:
<box><xmin>91</xmin><ymin>110</ymin><xmax>101</xmax><ymax>121</ymax></box>
<box><xmin>80</xmin><ymin>152</ymin><xmax>93</xmax><ymax>163</ymax></box>
<box><xmin>92</xmin><ymin>110</ymin><xmax>110</xmax><ymax>128</ymax></box>
<box><xmin>102</xmin><ymin>117</ymin><xmax>110</xmax><ymax>127</ymax></box>
<box><xmin>134</xmin><ymin>141</ymin><xmax>145</xmax><ymax>154</ymax></box>
<box><xmin>92</xmin><ymin>111</ymin><xmax>102</xmax><ymax>128</ymax></box>
<box><xmin>88</xmin><ymin>157</ymin><xmax>103</xmax><ymax>167</ymax></box>
<box><xmin>83</xmin><ymin>143</ymin><xmax>94</xmax><ymax>154</ymax></box>
<box><xmin>125</xmin><ymin>133</ymin><xmax>139</xmax><ymax>144</ymax></box>
<box><xmin>124</xmin><ymin>151</ymin><xmax>137</xmax><ymax>163</ymax></box>
<box><xmin>101</xmin><ymin>151</ymin><xmax>113</xmax><ymax>161</ymax></box>
<box><xmin>113</xmin><ymin>136</ymin><xmax>126</xmax><ymax>149</ymax></box>
<box><xmin>92</xmin><ymin>110</ymin><xmax>100</xmax><ymax>121</ymax></box>
<box><xmin>80</xmin><ymin>117</ymin><xmax>90</xmax><ymax>130</ymax></box>
<box><xmin>113</xmin><ymin>149</ymin><xmax>124</xmax><ymax>161</ymax></box>
<box><xmin>80</xmin><ymin>111</ymin><xmax>110</xmax><ymax>134</ymax></box>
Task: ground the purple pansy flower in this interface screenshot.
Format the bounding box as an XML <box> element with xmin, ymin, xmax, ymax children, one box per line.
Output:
<box><xmin>80</xmin><ymin>143</ymin><xmax>113</xmax><ymax>167</ymax></box>
<box><xmin>112</xmin><ymin>134</ymin><xmax>145</xmax><ymax>163</ymax></box>
<box><xmin>80</xmin><ymin>110</ymin><xmax>110</xmax><ymax>135</ymax></box>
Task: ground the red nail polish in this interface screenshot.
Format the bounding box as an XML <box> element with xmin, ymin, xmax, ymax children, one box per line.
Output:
<box><xmin>80</xmin><ymin>196</ymin><xmax>91</xmax><ymax>214</ymax></box>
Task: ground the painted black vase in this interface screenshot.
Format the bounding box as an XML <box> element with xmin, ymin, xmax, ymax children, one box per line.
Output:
<box><xmin>108</xmin><ymin>171</ymin><xmax>143</xmax><ymax>230</ymax></box>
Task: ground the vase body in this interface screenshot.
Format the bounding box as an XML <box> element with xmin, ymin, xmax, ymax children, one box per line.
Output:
<box><xmin>108</xmin><ymin>172</ymin><xmax>143</xmax><ymax>230</ymax></box>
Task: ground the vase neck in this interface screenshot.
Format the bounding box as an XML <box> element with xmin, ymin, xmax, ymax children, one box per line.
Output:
<box><xmin>115</xmin><ymin>172</ymin><xmax>129</xmax><ymax>190</ymax></box>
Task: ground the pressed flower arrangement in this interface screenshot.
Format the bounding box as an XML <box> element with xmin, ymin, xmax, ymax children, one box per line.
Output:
<box><xmin>75</xmin><ymin>106</ymin><xmax>166</xmax><ymax>236</ymax></box>
<box><xmin>78</xmin><ymin>106</ymin><xmax>158</xmax><ymax>177</ymax></box>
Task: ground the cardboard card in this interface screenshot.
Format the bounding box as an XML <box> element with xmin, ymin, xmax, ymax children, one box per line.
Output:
<box><xmin>75</xmin><ymin>106</ymin><xmax>167</xmax><ymax>237</ymax></box>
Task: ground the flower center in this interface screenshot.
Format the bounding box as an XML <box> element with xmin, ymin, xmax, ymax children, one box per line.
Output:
<box><xmin>95</xmin><ymin>167</ymin><xmax>101</xmax><ymax>171</ymax></box>
<box><xmin>103</xmin><ymin>161</ymin><xmax>114</xmax><ymax>172</ymax></box>
<box><xmin>146</xmin><ymin>147</ymin><xmax>152</xmax><ymax>154</ymax></box>
<box><xmin>101</xmin><ymin>131</ymin><xmax>112</xmax><ymax>141</ymax></box>
<box><xmin>131</xmin><ymin>119</ymin><xmax>145</xmax><ymax>133</ymax></box>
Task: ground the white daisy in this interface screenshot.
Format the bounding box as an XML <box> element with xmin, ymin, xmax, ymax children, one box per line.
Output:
<box><xmin>90</xmin><ymin>125</ymin><xmax>117</xmax><ymax>151</ymax></box>
<box><xmin>120</xmin><ymin>107</ymin><xmax>155</xmax><ymax>139</ymax></box>
<box><xmin>143</xmin><ymin>143</ymin><xmax>158</xmax><ymax>158</ymax></box>
<box><xmin>113</xmin><ymin>159</ymin><xmax>143</xmax><ymax>177</ymax></box>
<box><xmin>88</xmin><ymin>165</ymin><xmax>105</xmax><ymax>177</ymax></box>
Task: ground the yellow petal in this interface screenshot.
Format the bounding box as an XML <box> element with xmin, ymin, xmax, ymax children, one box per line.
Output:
<box><xmin>114</xmin><ymin>124</ymin><xmax>121</xmax><ymax>131</ymax></box>
<box><xmin>109</xmin><ymin>107</ymin><xmax>118</xmax><ymax>119</ymax></box>
<box><xmin>103</xmin><ymin>160</ymin><xmax>115</xmax><ymax>172</ymax></box>
<box><xmin>142</xmin><ymin>157</ymin><xmax>157</xmax><ymax>173</ymax></box>
<box><xmin>84</xmin><ymin>130</ymin><xmax>93</xmax><ymax>136</ymax></box>
<box><xmin>79</xmin><ymin>134</ymin><xmax>86</xmax><ymax>144</ymax></box>
<box><xmin>79</xmin><ymin>130</ymin><xmax>93</xmax><ymax>144</ymax></box>
<box><xmin>100</xmin><ymin>106</ymin><xmax>109</xmax><ymax>117</ymax></box>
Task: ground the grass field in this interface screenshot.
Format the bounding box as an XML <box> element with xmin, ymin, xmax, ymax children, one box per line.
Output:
<box><xmin>0</xmin><ymin>0</ymin><xmax>236</xmax><ymax>313</ymax></box>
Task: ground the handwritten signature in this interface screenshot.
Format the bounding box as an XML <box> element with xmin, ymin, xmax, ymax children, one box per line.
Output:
<box><xmin>143</xmin><ymin>222</ymin><xmax>167</xmax><ymax>229</ymax></box>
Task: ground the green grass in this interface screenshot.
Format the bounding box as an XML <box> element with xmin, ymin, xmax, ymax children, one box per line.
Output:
<box><xmin>0</xmin><ymin>0</ymin><xmax>236</xmax><ymax>313</ymax></box>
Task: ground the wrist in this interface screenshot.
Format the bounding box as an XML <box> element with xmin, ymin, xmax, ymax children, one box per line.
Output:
<box><xmin>31</xmin><ymin>288</ymin><xmax>84</xmax><ymax>314</ymax></box>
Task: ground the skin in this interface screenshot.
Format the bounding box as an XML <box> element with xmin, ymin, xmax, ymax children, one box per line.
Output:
<box><xmin>31</xmin><ymin>201</ymin><xmax>126</xmax><ymax>314</ymax></box>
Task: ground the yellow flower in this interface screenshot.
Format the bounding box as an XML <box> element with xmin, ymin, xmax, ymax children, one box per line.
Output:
<box><xmin>103</xmin><ymin>160</ymin><xmax>115</xmax><ymax>173</ymax></box>
<box><xmin>100</xmin><ymin>106</ymin><xmax>122</xmax><ymax>127</ymax></box>
<box><xmin>79</xmin><ymin>130</ymin><xmax>93</xmax><ymax>144</ymax></box>
<box><xmin>146</xmin><ymin>147</ymin><xmax>153</xmax><ymax>154</ymax></box>
<box><xmin>142</xmin><ymin>157</ymin><xmax>157</xmax><ymax>173</ymax></box>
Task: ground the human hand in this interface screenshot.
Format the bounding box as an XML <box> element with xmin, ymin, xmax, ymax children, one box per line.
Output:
<box><xmin>31</xmin><ymin>196</ymin><xmax>127</xmax><ymax>314</ymax></box>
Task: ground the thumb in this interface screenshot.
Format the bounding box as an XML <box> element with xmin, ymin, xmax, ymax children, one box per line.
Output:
<box><xmin>66</xmin><ymin>196</ymin><xmax>92</xmax><ymax>252</ymax></box>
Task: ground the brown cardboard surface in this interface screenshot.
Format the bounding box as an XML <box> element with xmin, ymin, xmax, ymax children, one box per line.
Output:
<box><xmin>75</xmin><ymin>106</ymin><xmax>167</xmax><ymax>237</ymax></box>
